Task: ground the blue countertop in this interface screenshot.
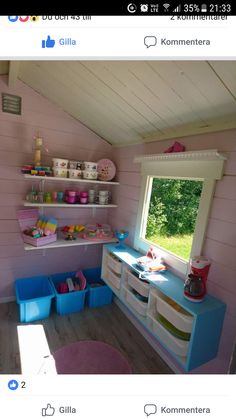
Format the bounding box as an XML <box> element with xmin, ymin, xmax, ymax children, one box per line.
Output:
<box><xmin>104</xmin><ymin>244</ymin><xmax>226</xmax><ymax>316</ymax></box>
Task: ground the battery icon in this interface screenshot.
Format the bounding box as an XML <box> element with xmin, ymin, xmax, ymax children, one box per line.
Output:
<box><xmin>201</xmin><ymin>4</ymin><xmax>207</xmax><ymax>12</ymax></box>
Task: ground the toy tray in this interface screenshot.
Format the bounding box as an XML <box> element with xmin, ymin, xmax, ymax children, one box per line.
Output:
<box><xmin>17</xmin><ymin>209</ymin><xmax>57</xmax><ymax>247</ymax></box>
<box><xmin>82</xmin><ymin>224</ymin><xmax>113</xmax><ymax>240</ymax></box>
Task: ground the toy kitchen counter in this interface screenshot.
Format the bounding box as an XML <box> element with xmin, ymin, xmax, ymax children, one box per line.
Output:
<box><xmin>101</xmin><ymin>244</ymin><xmax>226</xmax><ymax>372</ymax></box>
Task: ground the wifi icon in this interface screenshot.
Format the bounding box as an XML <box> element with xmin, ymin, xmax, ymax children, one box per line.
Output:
<box><xmin>163</xmin><ymin>3</ymin><xmax>171</xmax><ymax>11</ymax></box>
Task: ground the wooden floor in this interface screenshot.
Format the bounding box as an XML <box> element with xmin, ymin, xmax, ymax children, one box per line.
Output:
<box><xmin>0</xmin><ymin>301</ymin><xmax>173</xmax><ymax>374</ymax></box>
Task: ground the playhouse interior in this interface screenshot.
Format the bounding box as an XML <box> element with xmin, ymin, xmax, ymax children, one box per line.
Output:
<box><xmin>0</xmin><ymin>60</ymin><xmax>235</xmax><ymax>375</ymax></box>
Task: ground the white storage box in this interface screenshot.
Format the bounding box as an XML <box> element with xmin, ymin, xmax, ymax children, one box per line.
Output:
<box><xmin>148</xmin><ymin>314</ymin><xmax>189</xmax><ymax>357</ymax></box>
<box><xmin>122</xmin><ymin>285</ymin><xmax>148</xmax><ymax>317</ymax></box>
<box><xmin>107</xmin><ymin>253</ymin><xmax>122</xmax><ymax>275</ymax></box>
<box><xmin>127</xmin><ymin>270</ymin><xmax>150</xmax><ymax>298</ymax></box>
<box><xmin>156</xmin><ymin>293</ymin><xmax>193</xmax><ymax>333</ymax></box>
<box><xmin>106</xmin><ymin>267</ymin><xmax>121</xmax><ymax>290</ymax></box>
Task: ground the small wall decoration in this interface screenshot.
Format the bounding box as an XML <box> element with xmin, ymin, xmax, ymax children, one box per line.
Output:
<box><xmin>97</xmin><ymin>159</ymin><xmax>116</xmax><ymax>181</ymax></box>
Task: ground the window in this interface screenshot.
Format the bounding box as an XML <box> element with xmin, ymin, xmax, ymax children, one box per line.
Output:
<box><xmin>134</xmin><ymin>150</ymin><xmax>226</xmax><ymax>275</ymax></box>
<box><xmin>145</xmin><ymin>178</ymin><xmax>203</xmax><ymax>261</ymax></box>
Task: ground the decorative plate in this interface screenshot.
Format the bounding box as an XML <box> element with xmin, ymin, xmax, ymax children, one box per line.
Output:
<box><xmin>97</xmin><ymin>159</ymin><xmax>116</xmax><ymax>181</ymax></box>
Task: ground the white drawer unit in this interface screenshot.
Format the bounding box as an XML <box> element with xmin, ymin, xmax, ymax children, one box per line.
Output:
<box><xmin>126</xmin><ymin>269</ymin><xmax>150</xmax><ymax>298</ymax></box>
<box><xmin>121</xmin><ymin>285</ymin><xmax>148</xmax><ymax>317</ymax></box>
<box><xmin>106</xmin><ymin>253</ymin><xmax>122</xmax><ymax>275</ymax></box>
<box><xmin>101</xmin><ymin>244</ymin><xmax>226</xmax><ymax>372</ymax></box>
<box><xmin>147</xmin><ymin>314</ymin><xmax>189</xmax><ymax>357</ymax></box>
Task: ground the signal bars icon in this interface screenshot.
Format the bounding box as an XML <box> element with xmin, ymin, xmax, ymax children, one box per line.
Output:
<box><xmin>173</xmin><ymin>4</ymin><xmax>181</xmax><ymax>12</ymax></box>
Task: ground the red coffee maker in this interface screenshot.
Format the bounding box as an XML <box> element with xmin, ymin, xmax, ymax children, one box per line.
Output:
<box><xmin>184</xmin><ymin>256</ymin><xmax>211</xmax><ymax>302</ymax></box>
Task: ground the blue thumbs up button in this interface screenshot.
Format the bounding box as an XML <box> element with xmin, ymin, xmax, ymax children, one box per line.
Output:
<box><xmin>42</xmin><ymin>36</ymin><xmax>56</xmax><ymax>48</ymax></box>
<box><xmin>8</xmin><ymin>379</ymin><xmax>19</xmax><ymax>390</ymax></box>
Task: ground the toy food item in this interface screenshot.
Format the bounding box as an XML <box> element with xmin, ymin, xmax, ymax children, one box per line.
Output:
<box><xmin>62</xmin><ymin>225</ymin><xmax>85</xmax><ymax>233</ymax></box>
<box><xmin>44</xmin><ymin>218</ymin><xmax>57</xmax><ymax>236</ymax></box>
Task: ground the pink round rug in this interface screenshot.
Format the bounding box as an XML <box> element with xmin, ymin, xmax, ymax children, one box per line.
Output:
<box><xmin>53</xmin><ymin>341</ymin><xmax>133</xmax><ymax>374</ymax></box>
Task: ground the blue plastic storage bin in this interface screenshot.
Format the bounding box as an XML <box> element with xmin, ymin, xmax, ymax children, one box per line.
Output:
<box><xmin>83</xmin><ymin>267</ymin><xmax>113</xmax><ymax>308</ymax></box>
<box><xmin>15</xmin><ymin>275</ymin><xmax>55</xmax><ymax>323</ymax></box>
<box><xmin>50</xmin><ymin>271</ymin><xmax>87</xmax><ymax>315</ymax></box>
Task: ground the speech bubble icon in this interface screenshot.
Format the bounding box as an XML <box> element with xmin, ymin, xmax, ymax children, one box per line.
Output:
<box><xmin>144</xmin><ymin>36</ymin><xmax>157</xmax><ymax>48</ymax></box>
<box><xmin>144</xmin><ymin>404</ymin><xmax>157</xmax><ymax>417</ymax></box>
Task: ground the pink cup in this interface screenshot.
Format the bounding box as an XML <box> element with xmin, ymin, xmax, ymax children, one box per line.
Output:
<box><xmin>80</xmin><ymin>191</ymin><xmax>88</xmax><ymax>198</ymax></box>
<box><xmin>66</xmin><ymin>196</ymin><xmax>77</xmax><ymax>204</ymax></box>
<box><xmin>80</xmin><ymin>197</ymin><xmax>88</xmax><ymax>204</ymax></box>
<box><xmin>52</xmin><ymin>192</ymin><xmax>57</xmax><ymax>202</ymax></box>
<box><xmin>67</xmin><ymin>190</ymin><xmax>77</xmax><ymax>197</ymax></box>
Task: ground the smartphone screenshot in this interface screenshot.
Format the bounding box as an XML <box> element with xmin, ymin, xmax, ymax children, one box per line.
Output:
<box><xmin>0</xmin><ymin>3</ymin><xmax>235</xmax><ymax>418</ymax></box>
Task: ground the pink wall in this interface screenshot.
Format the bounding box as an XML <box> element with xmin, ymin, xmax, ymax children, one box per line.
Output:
<box><xmin>0</xmin><ymin>75</ymin><xmax>112</xmax><ymax>299</ymax></box>
<box><xmin>110</xmin><ymin>130</ymin><xmax>236</xmax><ymax>373</ymax></box>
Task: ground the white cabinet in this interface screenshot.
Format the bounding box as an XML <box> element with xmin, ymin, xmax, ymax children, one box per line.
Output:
<box><xmin>102</xmin><ymin>244</ymin><xmax>226</xmax><ymax>372</ymax></box>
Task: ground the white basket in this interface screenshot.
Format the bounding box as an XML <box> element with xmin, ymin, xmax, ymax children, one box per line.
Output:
<box><xmin>127</xmin><ymin>270</ymin><xmax>150</xmax><ymax>298</ymax></box>
<box><xmin>107</xmin><ymin>253</ymin><xmax>122</xmax><ymax>275</ymax></box>
<box><xmin>106</xmin><ymin>267</ymin><xmax>121</xmax><ymax>290</ymax></box>
<box><xmin>122</xmin><ymin>285</ymin><xmax>148</xmax><ymax>317</ymax></box>
<box><xmin>156</xmin><ymin>294</ymin><xmax>193</xmax><ymax>333</ymax></box>
<box><xmin>148</xmin><ymin>314</ymin><xmax>189</xmax><ymax>357</ymax></box>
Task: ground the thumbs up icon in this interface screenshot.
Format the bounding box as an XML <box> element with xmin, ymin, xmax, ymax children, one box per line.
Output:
<box><xmin>42</xmin><ymin>36</ymin><xmax>55</xmax><ymax>48</ymax></box>
<box><xmin>42</xmin><ymin>403</ymin><xmax>55</xmax><ymax>416</ymax></box>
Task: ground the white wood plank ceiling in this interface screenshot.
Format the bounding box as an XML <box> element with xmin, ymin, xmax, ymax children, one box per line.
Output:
<box><xmin>3</xmin><ymin>60</ymin><xmax>236</xmax><ymax>146</ymax></box>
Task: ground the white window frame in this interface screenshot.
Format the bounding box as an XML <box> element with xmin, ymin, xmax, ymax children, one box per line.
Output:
<box><xmin>134</xmin><ymin>150</ymin><xmax>226</xmax><ymax>276</ymax></box>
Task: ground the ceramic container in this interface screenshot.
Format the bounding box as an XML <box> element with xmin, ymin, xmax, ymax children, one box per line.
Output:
<box><xmin>99</xmin><ymin>196</ymin><xmax>107</xmax><ymax>205</ymax></box>
<box><xmin>80</xmin><ymin>191</ymin><xmax>88</xmax><ymax>204</ymax></box>
<box><xmin>69</xmin><ymin>160</ymin><xmax>78</xmax><ymax>169</ymax></box>
<box><xmin>99</xmin><ymin>190</ymin><xmax>109</xmax><ymax>197</ymax></box>
<box><xmin>88</xmin><ymin>190</ymin><xmax>95</xmax><ymax>203</ymax></box>
<box><xmin>68</xmin><ymin>169</ymin><xmax>83</xmax><ymax>179</ymax></box>
<box><xmin>84</xmin><ymin>161</ymin><xmax>98</xmax><ymax>171</ymax></box>
<box><xmin>53</xmin><ymin>168</ymin><xmax>68</xmax><ymax>178</ymax></box>
<box><xmin>52</xmin><ymin>158</ymin><xmax>68</xmax><ymax>168</ymax></box>
<box><xmin>83</xmin><ymin>170</ymin><xmax>98</xmax><ymax>180</ymax></box>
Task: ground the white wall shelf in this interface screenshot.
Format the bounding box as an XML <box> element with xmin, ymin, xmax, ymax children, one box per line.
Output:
<box><xmin>23</xmin><ymin>201</ymin><xmax>117</xmax><ymax>208</ymax></box>
<box><xmin>22</xmin><ymin>175</ymin><xmax>119</xmax><ymax>251</ymax></box>
<box><xmin>24</xmin><ymin>237</ymin><xmax>117</xmax><ymax>251</ymax></box>
<box><xmin>24</xmin><ymin>174</ymin><xmax>119</xmax><ymax>185</ymax></box>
